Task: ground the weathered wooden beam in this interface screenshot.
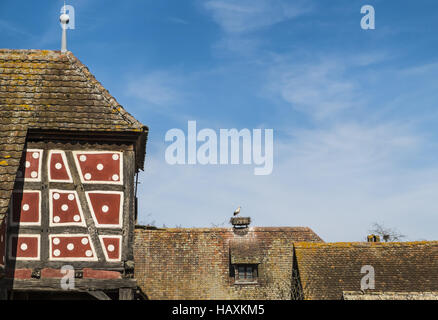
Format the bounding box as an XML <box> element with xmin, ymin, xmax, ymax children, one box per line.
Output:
<box><xmin>0</xmin><ymin>287</ymin><xmax>7</xmax><ymax>300</ymax></box>
<box><xmin>119</xmin><ymin>288</ymin><xmax>133</xmax><ymax>300</ymax></box>
<box><xmin>88</xmin><ymin>290</ymin><xmax>111</xmax><ymax>300</ymax></box>
<box><xmin>0</xmin><ymin>278</ymin><xmax>137</xmax><ymax>292</ymax></box>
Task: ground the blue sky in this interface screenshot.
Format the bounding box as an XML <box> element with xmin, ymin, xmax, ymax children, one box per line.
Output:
<box><xmin>1</xmin><ymin>0</ymin><xmax>438</xmax><ymax>241</ymax></box>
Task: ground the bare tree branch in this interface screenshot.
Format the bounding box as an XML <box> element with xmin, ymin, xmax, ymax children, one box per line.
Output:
<box><xmin>368</xmin><ymin>222</ymin><xmax>406</xmax><ymax>242</ymax></box>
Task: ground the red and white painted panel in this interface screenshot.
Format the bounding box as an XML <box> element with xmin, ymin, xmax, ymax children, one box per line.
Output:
<box><xmin>0</xmin><ymin>220</ymin><xmax>6</xmax><ymax>266</ymax></box>
<box><xmin>8</xmin><ymin>234</ymin><xmax>40</xmax><ymax>261</ymax></box>
<box><xmin>85</xmin><ymin>191</ymin><xmax>124</xmax><ymax>228</ymax></box>
<box><xmin>73</xmin><ymin>151</ymin><xmax>123</xmax><ymax>185</ymax></box>
<box><xmin>49</xmin><ymin>190</ymin><xmax>86</xmax><ymax>227</ymax></box>
<box><xmin>48</xmin><ymin>150</ymin><xmax>72</xmax><ymax>183</ymax></box>
<box><xmin>49</xmin><ymin>234</ymin><xmax>98</xmax><ymax>261</ymax></box>
<box><xmin>99</xmin><ymin>235</ymin><xmax>122</xmax><ymax>262</ymax></box>
<box><xmin>10</xmin><ymin>190</ymin><xmax>41</xmax><ymax>226</ymax></box>
<box><xmin>17</xmin><ymin>149</ymin><xmax>43</xmax><ymax>182</ymax></box>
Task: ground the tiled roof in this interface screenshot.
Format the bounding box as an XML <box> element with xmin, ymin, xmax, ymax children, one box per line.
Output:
<box><xmin>0</xmin><ymin>49</ymin><xmax>148</xmax><ymax>223</ymax></box>
<box><xmin>134</xmin><ymin>226</ymin><xmax>323</xmax><ymax>299</ymax></box>
<box><xmin>294</xmin><ymin>241</ymin><xmax>438</xmax><ymax>300</ymax></box>
<box><xmin>343</xmin><ymin>291</ymin><xmax>438</xmax><ymax>300</ymax></box>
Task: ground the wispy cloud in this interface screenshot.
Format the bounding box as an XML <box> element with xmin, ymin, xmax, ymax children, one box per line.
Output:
<box><xmin>166</xmin><ymin>17</ymin><xmax>189</xmax><ymax>25</ymax></box>
<box><xmin>137</xmin><ymin>120</ymin><xmax>438</xmax><ymax>241</ymax></box>
<box><xmin>267</xmin><ymin>58</ymin><xmax>360</xmax><ymax>119</ymax></box>
<box><xmin>203</xmin><ymin>0</ymin><xmax>312</xmax><ymax>34</ymax></box>
<box><xmin>0</xmin><ymin>19</ymin><xmax>33</xmax><ymax>37</ymax></box>
<box><xmin>399</xmin><ymin>61</ymin><xmax>438</xmax><ymax>76</ymax></box>
<box><xmin>126</xmin><ymin>71</ymin><xmax>187</xmax><ymax>107</ymax></box>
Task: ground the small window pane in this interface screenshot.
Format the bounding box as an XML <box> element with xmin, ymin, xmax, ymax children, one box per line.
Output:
<box><xmin>235</xmin><ymin>264</ymin><xmax>257</xmax><ymax>282</ymax></box>
<box><xmin>238</xmin><ymin>266</ymin><xmax>245</xmax><ymax>279</ymax></box>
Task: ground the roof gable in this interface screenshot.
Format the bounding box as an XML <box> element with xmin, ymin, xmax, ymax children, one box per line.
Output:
<box><xmin>0</xmin><ymin>49</ymin><xmax>148</xmax><ymax>222</ymax></box>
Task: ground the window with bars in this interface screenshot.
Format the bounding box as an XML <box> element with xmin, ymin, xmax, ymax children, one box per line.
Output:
<box><xmin>234</xmin><ymin>264</ymin><xmax>258</xmax><ymax>283</ymax></box>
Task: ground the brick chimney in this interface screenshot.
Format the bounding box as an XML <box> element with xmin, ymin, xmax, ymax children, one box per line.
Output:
<box><xmin>367</xmin><ymin>234</ymin><xmax>380</xmax><ymax>242</ymax></box>
<box><xmin>230</xmin><ymin>217</ymin><xmax>251</xmax><ymax>235</ymax></box>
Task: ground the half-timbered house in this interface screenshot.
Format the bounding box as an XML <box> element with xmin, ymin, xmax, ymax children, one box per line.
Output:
<box><xmin>0</xmin><ymin>49</ymin><xmax>148</xmax><ymax>300</ymax></box>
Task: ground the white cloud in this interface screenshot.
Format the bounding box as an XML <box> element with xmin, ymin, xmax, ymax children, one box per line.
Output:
<box><xmin>399</xmin><ymin>61</ymin><xmax>438</xmax><ymax>76</ymax></box>
<box><xmin>137</xmin><ymin>121</ymin><xmax>438</xmax><ymax>242</ymax></box>
<box><xmin>126</xmin><ymin>71</ymin><xmax>186</xmax><ymax>107</ymax></box>
<box><xmin>167</xmin><ymin>17</ymin><xmax>189</xmax><ymax>25</ymax></box>
<box><xmin>267</xmin><ymin>58</ymin><xmax>360</xmax><ymax>119</ymax></box>
<box><xmin>0</xmin><ymin>19</ymin><xmax>32</xmax><ymax>37</ymax></box>
<box><xmin>203</xmin><ymin>0</ymin><xmax>311</xmax><ymax>34</ymax></box>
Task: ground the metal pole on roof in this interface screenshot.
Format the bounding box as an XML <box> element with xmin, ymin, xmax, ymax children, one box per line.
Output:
<box><xmin>60</xmin><ymin>2</ymin><xmax>70</xmax><ymax>52</ymax></box>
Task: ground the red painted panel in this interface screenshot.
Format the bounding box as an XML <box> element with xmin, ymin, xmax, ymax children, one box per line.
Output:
<box><xmin>50</xmin><ymin>190</ymin><xmax>84</xmax><ymax>226</ymax></box>
<box><xmin>9</xmin><ymin>235</ymin><xmax>40</xmax><ymax>260</ymax></box>
<box><xmin>11</xmin><ymin>191</ymin><xmax>40</xmax><ymax>225</ymax></box>
<box><xmin>87</xmin><ymin>192</ymin><xmax>122</xmax><ymax>227</ymax></box>
<box><xmin>101</xmin><ymin>236</ymin><xmax>121</xmax><ymax>261</ymax></box>
<box><xmin>41</xmin><ymin>268</ymin><xmax>64</xmax><ymax>278</ymax></box>
<box><xmin>74</xmin><ymin>152</ymin><xmax>122</xmax><ymax>183</ymax></box>
<box><xmin>18</xmin><ymin>150</ymin><xmax>42</xmax><ymax>181</ymax></box>
<box><xmin>83</xmin><ymin>268</ymin><xmax>121</xmax><ymax>279</ymax></box>
<box><xmin>49</xmin><ymin>151</ymin><xmax>71</xmax><ymax>182</ymax></box>
<box><xmin>6</xmin><ymin>268</ymin><xmax>32</xmax><ymax>279</ymax></box>
<box><xmin>50</xmin><ymin>235</ymin><xmax>96</xmax><ymax>261</ymax></box>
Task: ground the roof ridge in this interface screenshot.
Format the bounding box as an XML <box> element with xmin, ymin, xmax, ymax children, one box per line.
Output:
<box><xmin>65</xmin><ymin>51</ymin><xmax>147</xmax><ymax>132</ymax></box>
<box><xmin>294</xmin><ymin>240</ymin><xmax>438</xmax><ymax>248</ymax></box>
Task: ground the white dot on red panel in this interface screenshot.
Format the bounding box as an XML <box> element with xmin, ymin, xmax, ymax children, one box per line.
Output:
<box><xmin>25</xmin><ymin>161</ymin><xmax>30</xmax><ymax>168</ymax></box>
<box><xmin>31</xmin><ymin>171</ymin><xmax>38</xmax><ymax>178</ymax></box>
<box><xmin>67</xmin><ymin>243</ymin><xmax>74</xmax><ymax>251</ymax></box>
<box><xmin>20</xmin><ymin>243</ymin><xmax>28</xmax><ymax>251</ymax></box>
<box><xmin>68</xmin><ymin>194</ymin><xmax>75</xmax><ymax>201</ymax></box>
<box><xmin>112</xmin><ymin>174</ymin><xmax>119</xmax><ymax>181</ymax></box>
<box><xmin>85</xmin><ymin>250</ymin><xmax>92</xmax><ymax>257</ymax></box>
<box><xmin>112</xmin><ymin>154</ymin><xmax>119</xmax><ymax>161</ymax></box>
<box><xmin>102</xmin><ymin>205</ymin><xmax>109</xmax><ymax>213</ymax></box>
<box><xmin>61</xmin><ymin>204</ymin><xmax>68</xmax><ymax>211</ymax></box>
<box><xmin>80</xmin><ymin>155</ymin><xmax>87</xmax><ymax>162</ymax></box>
<box><xmin>32</xmin><ymin>152</ymin><xmax>39</xmax><ymax>159</ymax></box>
<box><xmin>22</xmin><ymin>204</ymin><xmax>29</xmax><ymax>211</ymax></box>
<box><xmin>107</xmin><ymin>244</ymin><xmax>115</xmax><ymax>252</ymax></box>
<box><xmin>53</xmin><ymin>193</ymin><xmax>60</xmax><ymax>200</ymax></box>
<box><xmin>54</xmin><ymin>249</ymin><xmax>61</xmax><ymax>257</ymax></box>
<box><xmin>55</xmin><ymin>162</ymin><xmax>62</xmax><ymax>170</ymax></box>
<box><xmin>54</xmin><ymin>216</ymin><xmax>60</xmax><ymax>223</ymax></box>
<box><xmin>97</xmin><ymin>163</ymin><xmax>104</xmax><ymax>171</ymax></box>
<box><xmin>84</xmin><ymin>173</ymin><xmax>91</xmax><ymax>180</ymax></box>
<box><xmin>53</xmin><ymin>238</ymin><xmax>60</xmax><ymax>245</ymax></box>
<box><xmin>73</xmin><ymin>215</ymin><xmax>80</xmax><ymax>222</ymax></box>
<box><xmin>81</xmin><ymin>238</ymin><xmax>88</xmax><ymax>245</ymax></box>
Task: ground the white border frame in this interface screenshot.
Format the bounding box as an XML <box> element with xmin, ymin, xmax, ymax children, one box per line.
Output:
<box><xmin>17</xmin><ymin>149</ymin><xmax>43</xmax><ymax>182</ymax></box>
<box><xmin>48</xmin><ymin>234</ymin><xmax>98</xmax><ymax>262</ymax></box>
<box><xmin>9</xmin><ymin>190</ymin><xmax>41</xmax><ymax>227</ymax></box>
<box><xmin>8</xmin><ymin>234</ymin><xmax>41</xmax><ymax>261</ymax></box>
<box><xmin>48</xmin><ymin>150</ymin><xmax>73</xmax><ymax>183</ymax></box>
<box><xmin>98</xmin><ymin>235</ymin><xmax>122</xmax><ymax>262</ymax></box>
<box><xmin>85</xmin><ymin>191</ymin><xmax>124</xmax><ymax>229</ymax></box>
<box><xmin>49</xmin><ymin>189</ymin><xmax>87</xmax><ymax>227</ymax></box>
<box><xmin>72</xmin><ymin>151</ymin><xmax>123</xmax><ymax>185</ymax></box>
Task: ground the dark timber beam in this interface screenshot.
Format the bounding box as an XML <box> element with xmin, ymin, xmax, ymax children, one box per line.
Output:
<box><xmin>88</xmin><ymin>290</ymin><xmax>111</xmax><ymax>300</ymax></box>
<box><xmin>0</xmin><ymin>278</ymin><xmax>137</xmax><ymax>292</ymax></box>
